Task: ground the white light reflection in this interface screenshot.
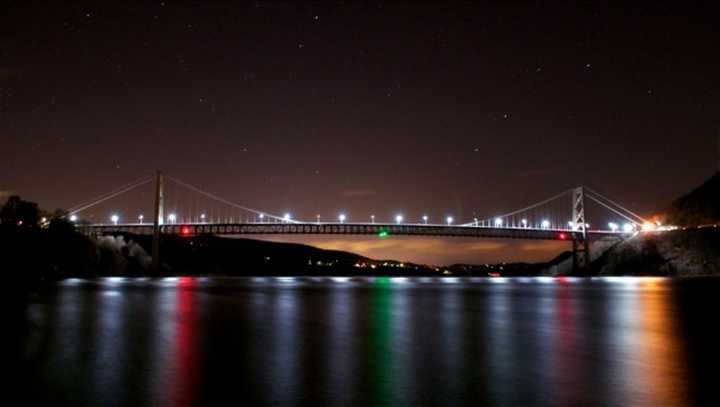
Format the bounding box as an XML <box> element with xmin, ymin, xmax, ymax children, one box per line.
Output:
<box><xmin>62</xmin><ymin>278</ymin><xmax>85</xmax><ymax>285</ymax></box>
<box><xmin>105</xmin><ymin>276</ymin><xmax>126</xmax><ymax>285</ymax></box>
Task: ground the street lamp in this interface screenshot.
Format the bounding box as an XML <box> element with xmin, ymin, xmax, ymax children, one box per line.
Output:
<box><xmin>111</xmin><ymin>214</ymin><xmax>119</xmax><ymax>225</ymax></box>
<box><xmin>370</xmin><ymin>215</ymin><xmax>375</xmax><ymax>224</ymax></box>
<box><xmin>338</xmin><ymin>213</ymin><xmax>346</xmax><ymax>223</ymax></box>
<box><xmin>446</xmin><ymin>216</ymin><xmax>454</xmax><ymax>225</ymax></box>
<box><xmin>168</xmin><ymin>213</ymin><xmax>176</xmax><ymax>224</ymax></box>
<box><xmin>608</xmin><ymin>222</ymin><xmax>619</xmax><ymax>232</ymax></box>
<box><xmin>494</xmin><ymin>217</ymin><xmax>503</xmax><ymax>227</ymax></box>
<box><xmin>69</xmin><ymin>214</ymin><xmax>78</xmax><ymax>222</ymax></box>
<box><xmin>283</xmin><ymin>213</ymin><xmax>291</xmax><ymax>223</ymax></box>
<box><xmin>200</xmin><ymin>213</ymin><xmax>206</xmax><ymax>223</ymax></box>
<box><xmin>622</xmin><ymin>223</ymin><xmax>635</xmax><ymax>233</ymax></box>
<box><xmin>395</xmin><ymin>214</ymin><xmax>403</xmax><ymax>224</ymax></box>
<box><xmin>541</xmin><ymin>220</ymin><xmax>550</xmax><ymax>229</ymax></box>
<box><xmin>521</xmin><ymin>219</ymin><xmax>528</xmax><ymax>227</ymax></box>
<box><xmin>316</xmin><ymin>214</ymin><xmax>321</xmax><ymax>224</ymax></box>
<box><xmin>422</xmin><ymin>215</ymin><xmax>428</xmax><ymax>224</ymax></box>
<box><xmin>138</xmin><ymin>214</ymin><xmax>144</xmax><ymax>224</ymax></box>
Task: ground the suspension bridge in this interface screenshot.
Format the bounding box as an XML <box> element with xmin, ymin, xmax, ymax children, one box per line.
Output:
<box><xmin>68</xmin><ymin>171</ymin><xmax>650</xmax><ymax>272</ymax></box>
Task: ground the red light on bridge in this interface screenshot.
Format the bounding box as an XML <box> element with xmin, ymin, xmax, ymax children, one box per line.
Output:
<box><xmin>181</xmin><ymin>226</ymin><xmax>191</xmax><ymax>236</ymax></box>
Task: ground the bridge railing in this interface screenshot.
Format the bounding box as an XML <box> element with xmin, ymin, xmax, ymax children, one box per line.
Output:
<box><xmin>79</xmin><ymin>222</ymin><xmax>629</xmax><ymax>241</ymax></box>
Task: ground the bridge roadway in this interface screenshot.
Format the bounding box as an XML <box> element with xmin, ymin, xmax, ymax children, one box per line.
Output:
<box><xmin>80</xmin><ymin>222</ymin><xmax>628</xmax><ymax>241</ymax></box>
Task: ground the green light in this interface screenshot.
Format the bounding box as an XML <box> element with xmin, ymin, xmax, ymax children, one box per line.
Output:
<box><xmin>378</xmin><ymin>230</ymin><xmax>389</xmax><ymax>239</ymax></box>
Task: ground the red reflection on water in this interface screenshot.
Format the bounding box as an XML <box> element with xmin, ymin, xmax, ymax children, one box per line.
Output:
<box><xmin>171</xmin><ymin>277</ymin><xmax>201</xmax><ymax>406</ymax></box>
<box><xmin>551</xmin><ymin>282</ymin><xmax>583</xmax><ymax>406</ymax></box>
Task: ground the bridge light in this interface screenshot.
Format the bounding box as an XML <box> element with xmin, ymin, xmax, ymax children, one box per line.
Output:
<box><xmin>316</xmin><ymin>214</ymin><xmax>321</xmax><ymax>224</ymax></box>
<box><xmin>69</xmin><ymin>214</ymin><xmax>78</xmax><ymax>222</ymax></box>
<box><xmin>371</xmin><ymin>215</ymin><xmax>375</xmax><ymax>224</ymax></box>
<box><xmin>168</xmin><ymin>213</ymin><xmax>177</xmax><ymax>224</ymax></box>
<box><xmin>474</xmin><ymin>218</ymin><xmax>479</xmax><ymax>226</ymax></box>
<box><xmin>521</xmin><ymin>219</ymin><xmax>528</xmax><ymax>227</ymax></box>
<box><xmin>422</xmin><ymin>215</ymin><xmax>428</xmax><ymax>224</ymax></box>
<box><xmin>200</xmin><ymin>213</ymin><xmax>206</xmax><ymax>222</ymax></box>
<box><xmin>258</xmin><ymin>213</ymin><xmax>264</xmax><ymax>222</ymax></box>
<box><xmin>608</xmin><ymin>222</ymin><xmax>619</xmax><ymax>232</ymax></box>
<box><xmin>284</xmin><ymin>213</ymin><xmax>292</xmax><ymax>222</ymax></box>
<box><xmin>138</xmin><ymin>214</ymin><xmax>144</xmax><ymax>224</ymax></box>
<box><xmin>541</xmin><ymin>220</ymin><xmax>550</xmax><ymax>229</ymax></box>
<box><xmin>622</xmin><ymin>223</ymin><xmax>635</xmax><ymax>233</ymax></box>
<box><xmin>395</xmin><ymin>214</ymin><xmax>403</xmax><ymax>224</ymax></box>
<box><xmin>111</xmin><ymin>214</ymin><xmax>119</xmax><ymax>225</ymax></box>
<box><xmin>446</xmin><ymin>216</ymin><xmax>454</xmax><ymax>225</ymax></box>
<box><xmin>641</xmin><ymin>222</ymin><xmax>656</xmax><ymax>232</ymax></box>
<box><xmin>338</xmin><ymin>214</ymin><xmax>346</xmax><ymax>223</ymax></box>
<box><xmin>494</xmin><ymin>217</ymin><xmax>503</xmax><ymax>227</ymax></box>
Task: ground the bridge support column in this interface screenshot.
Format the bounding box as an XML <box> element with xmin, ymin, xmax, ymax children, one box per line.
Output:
<box><xmin>152</xmin><ymin>171</ymin><xmax>164</xmax><ymax>272</ymax></box>
<box><xmin>572</xmin><ymin>187</ymin><xmax>591</xmax><ymax>274</ymax></box>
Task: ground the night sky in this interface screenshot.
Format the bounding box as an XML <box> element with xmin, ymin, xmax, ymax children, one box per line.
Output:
<box><xmin>1</xmin><ymin>2</ymin><xmax>718</xmax><ymax>264</ymax></box>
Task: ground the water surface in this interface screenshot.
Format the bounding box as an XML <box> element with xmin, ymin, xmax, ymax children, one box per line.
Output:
<box><xmin>13</xmin><ymin>276</ymin><xmax>720</xmax><ymax>406</ymax></box>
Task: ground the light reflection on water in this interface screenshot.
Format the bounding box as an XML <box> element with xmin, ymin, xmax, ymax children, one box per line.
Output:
<box><xmin>15</xmin><ymin>276</ymin><xmax>713</xmax><ymax>406</ymax></box>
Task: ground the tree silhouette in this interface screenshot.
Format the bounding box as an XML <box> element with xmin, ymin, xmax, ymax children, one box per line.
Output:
<box><xmin>0</xmin><ymin>195</ymin><xmax>39</xmax><ymax>227</ymax></box>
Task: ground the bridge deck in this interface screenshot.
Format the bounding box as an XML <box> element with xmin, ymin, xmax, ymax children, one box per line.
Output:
<box><xmin>80</xmin><ymin>223</ymin><xmax>628</xmax><ymax>241</ymax></box>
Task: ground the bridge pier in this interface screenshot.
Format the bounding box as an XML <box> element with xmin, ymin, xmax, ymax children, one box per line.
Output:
<box><xmin>572</xmin><ymin>236</ymin><xmax>591</xmax><ymax>274</ymax></box>
<box><xmin>572</xmin><ymin>187</ymin><xmax>591</xmax><ymax>274</ymax></box>
<box><xmin>152</xmin><ymin>171</ymin><xmax>164</xmax><ymax>272</ymax></box>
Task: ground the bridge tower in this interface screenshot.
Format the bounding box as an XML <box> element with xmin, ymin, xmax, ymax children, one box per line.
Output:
<box><xmin>571</xmin><ymin>186</ymin><xmax>591</xmax><ymax>274</ymax></box>
<box><xmin>152</xmin><ymin>171</ymin><xmax>164</xmax><ymax>272</ymax></box>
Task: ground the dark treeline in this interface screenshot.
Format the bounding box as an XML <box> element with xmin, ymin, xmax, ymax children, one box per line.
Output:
<box><xmin>0</xmin><ymin>196</ymin><xmax>143</xmax><ymax>287</ymax></box>
<box><xmin>664</xmin><ymin>172</ymin><xmax>720</xmax><ymax>226</ymax></box>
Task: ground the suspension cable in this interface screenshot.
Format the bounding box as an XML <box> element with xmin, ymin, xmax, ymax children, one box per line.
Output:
<box><xmin>165</xmin><ymin>175</ymin><xmax>294</xmax><ymax>223</ymax></box>
<box><xmin>585</xmin><ymin>187</ymin><xmax>647</xmax><ymax>223</ymax></box>
<box><xmin>67</xmin><ymin>175</ymin><xmax>154</xmax><ymax>215</ymax></box>
<box><xmin>586</xmin><ymin>195</ymin><xmax>646</xmax><ymax>225</ymax></box>
<box><xmin>461</xmin><ymin>188</ymin><xmax>572</xmax><ymax>226</ymax></box>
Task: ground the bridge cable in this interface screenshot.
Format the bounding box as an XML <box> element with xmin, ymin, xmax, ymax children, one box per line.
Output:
<box><xmin>165</xmin><ymin>175</ymin><xmax>296</xmax><ymax>223</ymax></box>
<box><xmin>67</xmin><ymin>175</ymin><xmax>154</xmax><ymax>215</ymax></box>
<box><xmin>461</xmin><ymin>188</ymin><xmax>573</xmax><ymax>226</ymax></box>
<box><xmin>585</xmin><ymin>187</ymin><xmax>647</xmax><ymax>224</ymax></box>
<box><xmin>585</xmin><ymin>195</ymin><xmax>647</xmax><ymax>225</ymax></box>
